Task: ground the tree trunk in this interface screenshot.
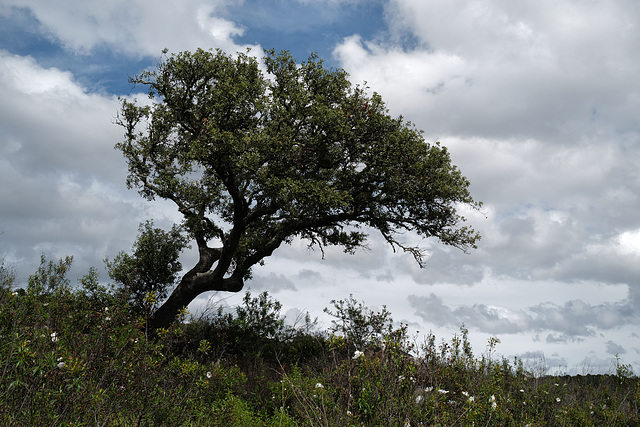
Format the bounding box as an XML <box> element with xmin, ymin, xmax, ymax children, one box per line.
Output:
<box><xmin>148</xmin><ymin>272</ymin><xmax>244</xmax><ymax>332</ymax></box>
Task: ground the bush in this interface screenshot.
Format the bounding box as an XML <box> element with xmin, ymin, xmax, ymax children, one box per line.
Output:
<box><xmin>1</xmin><ymin>255</ymin><xmax>639</xmax><ymax>425</ymax></box>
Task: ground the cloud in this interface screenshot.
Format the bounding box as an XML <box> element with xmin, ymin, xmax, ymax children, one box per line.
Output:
<box><xmin>247</xmin><ymin>272</ymin><xmax>297</xmax><ymax>293</ymax></box>
<box><xmin>0</xmin><ymin>1</ymin><xmax>254</xmax><ymax>57</ymax></box>
<box><xmin>0</xmin><ymin>50</ymin><xmax>148</xmax><ymax>278</ymax></box>
<box><xmin>605</xmin><ymin>340</ymin><xmax>626</xmax><ymax>356</ymax></box>
<box><xmin>409</xmin><ymin>290</ymin><xmax>637</xmax><ymax>339</ymax></box>
<box><xmin>335</xmin><ymin>0</ymin><xmax>640</xmax><ymax>143</ymax></box>
<box><xmin>331</xmin><ymin>3</ymin><xmax>640</xmax><ymax>341</ymax></box>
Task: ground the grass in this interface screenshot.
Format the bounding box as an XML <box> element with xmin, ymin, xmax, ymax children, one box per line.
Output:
<box><xmin>1</xmin><ymin>258</ymin><xmax>639</xmax><ymax>426</ymax></box>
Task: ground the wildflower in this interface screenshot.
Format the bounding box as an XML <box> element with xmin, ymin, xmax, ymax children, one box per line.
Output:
<box><xmin>398</xmin><ymin>375</ymin><xmax>405</xmax><ymax>381</ymax></box>
<box><xmin>424</xmin><ymin>387</ymin><xmax>433</xmax><ymax>392</ymax></box>
<box><xmin>437</xmin><ymin>389</ymin><xmax>449</xmax><ymax>394</ymax></box>
<box><xmin>315</xmin><ymin>383</ymin><xmax>324</xmax><ymax>389</ymax></box>
<box><xmin>469</xmin><ymin>396</ymin><xmax>475</xmax><ymax>403</ymax></box>
<box><xmin>206</xmin><ymin>371</ymin><xmax>212</xmax><ymax>379</ymax></box>
<box><xmin>490</xmin><ymin>395</ymin><xmax>497</xmax><ymax>411</ymax></box>
<box><xmin>105</xmin><ymin>316</ymin><xmax>111</xmax><ymax>321</ymax></box>
<box><xmin>556</xmin><ymin>397</ymin><xmax>561</xmax><ymax>403</ymax></box>
<box><xmin>346</xmin><ymin>410</ymin><xmax>353</xmax><ymax>416</ymax></box>
<box><xmin>57</xmin><ymin>358</ymin><xmax>65</xmax><ymax>369</ymax></box>
<box><xmin>520</xmin><ymin>389</ymin><xmax>525</xmax><ymax>393</ymax></box>
<box><xmin>50</xmin><ymin>332</ymin><xmax>58</xmax><ymax>343</ymax></box>
<box><xmin>415</xmin><ymin>395</ymin><xmax>423</xmax><ymax>404</ymax></box>
<box><xmin>352</xmin><ymin>350</ymin><xmax>364</xmax><ymax>360</ymax></box>
<box><xmin>461</xmin><ymin>391</ymin><xmax>469</xmax><ymax>397</ymax></box>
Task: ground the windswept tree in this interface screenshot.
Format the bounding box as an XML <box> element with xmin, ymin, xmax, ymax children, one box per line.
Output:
<box><xmin>116</xmin><ymin>48</ymin><xmax>481</xmax><ymax>331</ymax></box>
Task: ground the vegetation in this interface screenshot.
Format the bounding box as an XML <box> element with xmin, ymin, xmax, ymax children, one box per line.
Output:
<box><xmin>115</xmin><ymin>48</ymin><xmax>481</xmax><ymax>330</ymax></box>
<box><xmin>1</xmin><ymin>256</ymin><xmax>638</xmax><ymax>426</ymax></box>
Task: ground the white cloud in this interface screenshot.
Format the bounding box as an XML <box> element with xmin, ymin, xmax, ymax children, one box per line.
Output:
<box><xmin>335</xmin><ymin>0</ymin><xmax>640</xmax><ymax>142</ymax></box>
<box><xmin>618</xmin><ymin>229</ymin><xmax>640</xmax><ymax>256</ymax></box>
<box><xmin>0</xmin><ymin>50</ymin><xmax>148</xmax><ymax>276</ymax></box>
<box><xmin>1</xmin><ymin>0</ymin><xmax>254</xmax><ymax>57</ymax></box>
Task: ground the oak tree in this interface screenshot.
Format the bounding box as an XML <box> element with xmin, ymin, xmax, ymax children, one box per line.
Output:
<box><xmin>116</xmin><ymin>48</ymin><xmax>481</xmax><ymax>331</ymax></box>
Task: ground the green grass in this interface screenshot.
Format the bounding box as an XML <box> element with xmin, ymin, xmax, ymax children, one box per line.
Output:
<box><xmin>1</xmin><ymin>262</ymin><xmax>638</xmax><ymax>426</ymax></box>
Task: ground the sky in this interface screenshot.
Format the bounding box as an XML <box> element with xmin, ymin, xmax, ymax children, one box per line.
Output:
<box><xmin>1</xmin><ymin>0</ymin><xmax>640</xmax><ymax>375</ymax></box>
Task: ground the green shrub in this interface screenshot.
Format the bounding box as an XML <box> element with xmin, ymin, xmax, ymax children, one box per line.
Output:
<box><xmin>1</xmin><ymin>255</ymin><xmax>639</xmax><ymax>426</ymax></box>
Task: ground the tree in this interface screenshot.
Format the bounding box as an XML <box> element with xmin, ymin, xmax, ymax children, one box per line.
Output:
<box><xmin>116</xmin><ymin>48</ymin><xmax>481</xmax><ymax>331</ymax></box>
<box><xmin>324</xmin><ymin>294</ymin><xmax>394</xmax><ymax>351</ymax></box>
<box><xmin>105</xmin><ymin>220</ymin><xmax>189</xmax><ymax>315</ymax></box>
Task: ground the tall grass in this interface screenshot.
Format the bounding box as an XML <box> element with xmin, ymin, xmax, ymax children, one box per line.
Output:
<box><xmin>1</xmin><ymin>257</ymin><xmax>638</xmax><ymax>426</ymax></box>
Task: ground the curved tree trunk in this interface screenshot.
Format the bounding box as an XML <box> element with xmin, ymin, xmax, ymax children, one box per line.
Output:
<box><xmin>148</xmin><ymin>272</ymin><xmax>244</xmax><ymax>332</ymax></box>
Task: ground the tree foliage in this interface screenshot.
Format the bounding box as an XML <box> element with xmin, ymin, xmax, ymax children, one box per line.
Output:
<box><xmin>27</xmin><ymin>254</ymin><xmax>73</xmax><ymax>295</ymax></box>
<box><xmin>105</xmin><ymin>220</ymin><xmax>189</xmax><ymax>315</ymax></box>
<box><xmin>116</xmin><ymin>48</ymin><xmax>481</xmax><ymax>330</ymax></box>
<box><xmin>324</xmin><ymin>294</ymin><xmax>394</xmax><ymax>351</ymax></box>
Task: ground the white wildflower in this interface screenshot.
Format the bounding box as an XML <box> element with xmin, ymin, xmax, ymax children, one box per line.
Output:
<box><xmin>437</xmin><ymin>389</ymin><xmax>449</xmax><ymax>394</ymax></box>
<box><xmin>415</xmin><ymin>395</ymin><xmax>423</xmax><ymax>404</ymax></box>
<box><xmin>490</xmin><ymin>395</ymin><xmax>497</xmax><ymax>411</ymax></box>
<box><xmin>50</xmin><ymin>332</ymin><xmax>58</xmax><ymax>343</ymax></box>
<box><xmin>315</xmin><ymin>383</ymin><xmax>324</xmax><ymax>389</ymax></box>
<box><xmin>352</xmin><ymin>350</ymin><xmax>364</xmax><ymax>360</ymax></box>
<box><xmin>398</xmin><ymin>375</ymin><xmax>405</xmax><ymax>381</ymax></box>
<box><xmin>556</xmin><ymin>397</ymin><xmax>561</xmax><ymax>403</ymax></box>
<box><xmin>424</xmin><ymin>387</ymin><xmax>433</xmax><ymax>392</ymax></box>
<box><xmin>461</xmin><ymin>391</ymin><xmax>469</xmax><ymax>397</ymax></box>
<box><xmin>206</xmin><ymin>371</ymin><xmax>212</xmax><ymax>379</ymax></box>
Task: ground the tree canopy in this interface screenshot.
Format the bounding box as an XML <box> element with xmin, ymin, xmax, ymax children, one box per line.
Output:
<box><xmin>116</xmin><ymin>48</ymin><xmax>481</xmax><ymax>330</ymax></box>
